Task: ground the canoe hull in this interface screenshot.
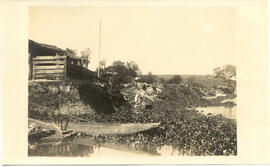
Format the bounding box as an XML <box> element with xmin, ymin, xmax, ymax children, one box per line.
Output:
<box><xmin>68</xmin><ymin>122</ymin><xmax>160</xmax><ymax>135</ymax></box>
<box><xmin>29</xmin><ymin>118</ymin><xmax>160</xmax><ymax>136</ymax></box>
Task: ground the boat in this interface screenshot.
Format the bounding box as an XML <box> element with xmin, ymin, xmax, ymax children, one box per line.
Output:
<box><xmin>68</xmin><ymin>122</ymin><xmax>160</xmax><ymax>135</ymax></box>
<box><xmin>28</xmin><ymin>118</ymin><xmax>160</xmax><ymax>137</ymax></box>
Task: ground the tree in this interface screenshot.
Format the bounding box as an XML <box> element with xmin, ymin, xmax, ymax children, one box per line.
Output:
<box><xmin>168</xmin><ymin>75</ymin><xmax>182</xmax><ymax>84</ymax></box>
<box><xmin>112</xmin><ymin>61</ymin><xmax>125</xmax><ymax>66</ymax></box>
<box><xmin>103</xmin><ymin>61</ymin><xmax>141</xmax><ymax>90</ymax></box>
<box><xmin>213</xmin><ymin>65</ymin><xmax>236</xmax><ymax>94</ymax></box>
<box><xmin>80</xmin><ymin>48</ymin><xmax>92</xmax><ymax>68</ymax></box>
<box><xmin>213</xmin><ymin>65</ymin><xmax>236</xmax><ymax>80</ymax></box>
<box><xmin>126</xmin><ymin>61</ymin><xmax>141</xmax><ymax>78</ymax></box>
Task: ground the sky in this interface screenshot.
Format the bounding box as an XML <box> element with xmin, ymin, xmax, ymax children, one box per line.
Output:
<box><xmin>29</xmin><ymin>6</ymin><xmax>236</xmax><ymax>75</ymax></box>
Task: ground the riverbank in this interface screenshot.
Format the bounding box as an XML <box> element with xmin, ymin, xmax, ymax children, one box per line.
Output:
<box><xmin>28</xmin><ymin>81</ymin><xmax>237</xmax><ymax>156</ymax></box>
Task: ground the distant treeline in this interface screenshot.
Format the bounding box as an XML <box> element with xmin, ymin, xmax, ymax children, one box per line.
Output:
<box><xmin>140</xmin><ymin>74</ymin><xmax>235</xmax><ymax>88</ymax></box>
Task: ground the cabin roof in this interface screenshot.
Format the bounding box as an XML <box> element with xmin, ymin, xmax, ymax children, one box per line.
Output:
<box><xmin>29</xmin><ymin>40</ymin><xmax>66</xmax><ymax>55</ymax></box>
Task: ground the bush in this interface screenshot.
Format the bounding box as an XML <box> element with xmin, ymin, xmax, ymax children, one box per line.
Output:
<box><xmin>54</xmin><ymin>101</ymin><xmax>96</xmax><ymax>130</ymax></box>
<box><xmin>168</xmin><ymin>75</ymin><xmax>182</xmax><ymax>84</ymax></box>
<box><xmin>187</xmin><ymin>77</ymin><xmax>196</xmax><ymax>85</ymax></box>
<box><xmin>138</xmin><ymin>72</ymin><xmax>157</xmax><ymax>84</ymax></box>
<box><xmin>57</xmin><ymin>101</ymin><xmax>95</xmax><ymax>119</ymax></box>
<box><xmin>104</xmin><ymin>61</ymin><xmax>140</xmax><ymax>84</ymax></box>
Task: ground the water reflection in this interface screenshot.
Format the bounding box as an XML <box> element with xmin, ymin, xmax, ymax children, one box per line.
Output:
<box><xmin>28</xmin><ymin>142</ymin><xmax>94</xmax><ymax>157</ymax></box>
<box><xmin>28</xmin><ymin>137</ymin><xmax>187</xmax><ymax>157</ymax></box>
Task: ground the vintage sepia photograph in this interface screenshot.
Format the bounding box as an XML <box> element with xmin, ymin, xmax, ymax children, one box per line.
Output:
<box><xmin>27</xmin><ymin>6</ymin><xmax>237</xmax><ymax>157</ymax></box>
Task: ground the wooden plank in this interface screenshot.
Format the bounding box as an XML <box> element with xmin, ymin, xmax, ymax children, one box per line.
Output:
<box><xmin>35</xmin><ymin>73</ymin><xmax>64</xmax><ymax>77</ymax></box>
<box><xmin>34</xmin><ymin>65</ymin><xmax>64</xmax><ymax>70</ymax></box>
<box><xmin>35</xmin><ymin>69</ymin><xmax>64</xmax><ymax>74</ymax></box>
<box><xmin>30</xmin><ymin>79</ymin><xmax>63</xmax><ymax>83</ymax></box>
<box><xmin>35</xmin><ymin>73</ymin><xmax>64</xmax><ymax>79</ymax></box>
<box><xmin>33</xmin><ymin>60</ymin><xmax>65</xmax><ymax>65</ymax></box>
<box><xmin>33</xmin><ymin>55</ymin><xmax>66</xmax><ymax>60</ymax></box>
<box><xmin>34</xmin><ymin>77</ymin><xmax>64</xmax><ymax>81</ymax></box>
<box><xmin>34</xmin><ymin>56</ymin><xmax>56</xmax><ymax>60</ymax></box>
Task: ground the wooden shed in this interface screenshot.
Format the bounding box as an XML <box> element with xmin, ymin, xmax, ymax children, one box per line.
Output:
<box><xmin>28</xmin><ymin>40</ymin><xmax>68</xmax><ymax>80</ymax></box>
<box><xmin>29</xmin><ymin>40</ymin><xmax>96</xmax><ymax>81</ymax></box>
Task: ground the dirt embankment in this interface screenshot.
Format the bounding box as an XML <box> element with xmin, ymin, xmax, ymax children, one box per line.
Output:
<box><xmin>28</xmin><ymin>81</ymin><xmax>128</xmax><ymax>121</ymax></box>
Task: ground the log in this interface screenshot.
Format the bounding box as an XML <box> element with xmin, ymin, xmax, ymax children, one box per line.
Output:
<box><xmin>33</xmin><ymin>60</ymin><xmax>65</xmax><ymax>65</ymax></box>
<box><xmin>35</xmin><ymin>65</ymin><xmax>65</xmax><ymax>70</ymax></box>
<box><xmin>34</xmin><ymin>73</ymin><xmax>64</xmax><ymax>79</ymax></box>
<box><xmin>35</xmin><ymin>69</ymin><xmax>64</xmax><ymax>74</ymax></box>
<box><xmin>33</xmin><ymin>56</ymin><xmax>66</xmax><ymax>60</ymax></box>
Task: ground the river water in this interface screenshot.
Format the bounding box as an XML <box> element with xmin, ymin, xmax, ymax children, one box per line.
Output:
<box><xmin>196</xmin><ymin>98</ymin><xmax>237</xmax><ymax>120</ymax></box>
<box><xmin>196</xmin><ymin>106</ymin><xmax>236</xmax><ymax>119</ymax></box>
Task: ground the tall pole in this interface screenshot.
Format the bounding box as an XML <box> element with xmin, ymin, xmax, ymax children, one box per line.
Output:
<box><xmin>98</xmin><ymin>18</ymin><xmax>102</xmax><ymax>78</ymax></box>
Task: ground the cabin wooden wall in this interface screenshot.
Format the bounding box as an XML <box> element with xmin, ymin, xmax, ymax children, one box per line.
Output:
<box><xmin>32</xmin><ymin>54</ymin><xmax>67</xmax><ymax>80</ymax></box>
<box><xmin>28</xmin><ymin>41</ymin><xmax>93</xmax><ymax>81</ymax></box>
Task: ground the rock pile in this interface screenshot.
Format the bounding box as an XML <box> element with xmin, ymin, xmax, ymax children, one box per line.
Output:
<box><xmin>120</xmin><ymin>82</ymin><xmax>164</xmax><ymax>112</ymax></box>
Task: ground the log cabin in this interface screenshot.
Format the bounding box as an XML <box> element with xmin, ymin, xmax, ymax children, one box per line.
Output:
<box><xmin>28</xmin><ymin>40</ymin><xmax>96</xmax><ymax>81</ymax></box>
